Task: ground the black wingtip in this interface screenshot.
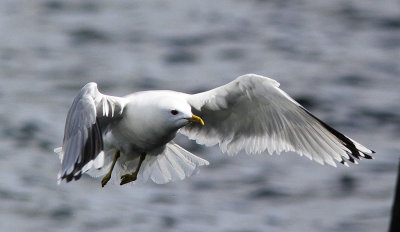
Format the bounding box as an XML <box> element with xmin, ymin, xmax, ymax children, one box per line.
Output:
<box><xmin>61</xmin><ymin>169</ymin><xmax>82</xmax><ymax>183</ymax></box>
<box><xmin>363</xmin><ymin>153</ymin><xmax>374</xmax><ymax>159</ymax></box>
<box><xmin>61</xmin><ymin>118</ymin><xmax>104</xmax><ymax>183</ymax></box>
<box><xmin>301</xmin><ymin>107</ymin><xmax>375</xmax><ymax>166</ymax></box>
<box><xmin>64</xmin><ymin>173</ymin><xmax>73</xmax><ymax>182</ymax></box>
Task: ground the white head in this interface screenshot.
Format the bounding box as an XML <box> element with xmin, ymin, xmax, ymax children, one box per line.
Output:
<box><xmin>126</xmin><ymin>91</ymin><xmax>204</xmax><ymax>139</ymax></box>
<box><xmin>156</xmin><ymin>96</ymin><xmax>204</xmax><ymax>131</ymax></box>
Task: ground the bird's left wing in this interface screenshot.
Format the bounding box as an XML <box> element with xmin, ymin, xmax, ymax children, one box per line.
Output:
<box><xmin>55</xmin><ymin>82</ymin><xmax>126</xmax><ymax>182</ymax></box>
<box><xmin>181</xmin><ymin>74</ymin><xmax>374</xmax><ymax>166</ymax></box>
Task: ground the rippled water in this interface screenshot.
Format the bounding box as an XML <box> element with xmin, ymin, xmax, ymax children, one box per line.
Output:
<box><xmin>0</xmin><ymin>0</ymin><xmax>399</xmax><ymax>231</ymax></box>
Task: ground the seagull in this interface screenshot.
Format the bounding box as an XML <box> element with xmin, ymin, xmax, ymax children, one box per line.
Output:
<box><xmin>55</xmin><ymin>74</ymin><xmax>374</xmax><ymax>187</ymax></box>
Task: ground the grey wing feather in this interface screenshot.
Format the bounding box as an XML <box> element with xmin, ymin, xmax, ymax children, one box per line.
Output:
<box><xmin>182</xmin><ymin>74</ymin><xmax>374</xmax><ymax>166</ymax></box>
<box><xmin>57</xmin><ymin>82</ymin><xmax>126</xmax><ymax>182</ymax></box>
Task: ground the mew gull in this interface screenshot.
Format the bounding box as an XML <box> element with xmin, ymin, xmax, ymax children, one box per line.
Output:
<box><xmin>54</xmin><ymin>74</ymin><xmax>374</xmax><ymax>186</ymax></box>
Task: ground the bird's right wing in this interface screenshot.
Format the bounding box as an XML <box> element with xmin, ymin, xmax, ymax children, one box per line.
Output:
<box><xmin>55</xmin><ymin>82</ymin><xmax>126</xmax><ymax>183</ymax></box>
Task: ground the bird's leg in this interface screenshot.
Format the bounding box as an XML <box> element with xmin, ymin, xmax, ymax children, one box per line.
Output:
<box><xmin>120</xmin><ymin>153</ymin><xmax>146</xmax><ymax>185</ymax></box>
<box><xmin>101</xmin><ymin>149</ymin><xmax>120</xmax><ymax>187</ymax></box>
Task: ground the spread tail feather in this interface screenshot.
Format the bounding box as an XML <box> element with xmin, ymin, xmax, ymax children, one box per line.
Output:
<box><xmin>73</xmin><ymin>142</ymin><xmax>209</xmax><ymax>185</ymax></box>
<box><xmin>132</xmin><ymin>142</ymin><xmax>209</xmax><ymax>184</ymax></box>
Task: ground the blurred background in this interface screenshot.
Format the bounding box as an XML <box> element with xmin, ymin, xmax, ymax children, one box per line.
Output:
<box><xmin>0</xmin><ymin>0</ymin><xmax>399</xmax><ymax>231</ymax></box>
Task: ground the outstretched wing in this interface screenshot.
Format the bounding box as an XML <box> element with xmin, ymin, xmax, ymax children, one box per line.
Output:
<box><xmin>55</xmin><ymin>82</ymin><xmax>126</xmax><ymax>182</ymax></box>
<box><xmin>181</xmin><ymin>74</ymin><xmax>374</xmax><ymax>166</ymax></box>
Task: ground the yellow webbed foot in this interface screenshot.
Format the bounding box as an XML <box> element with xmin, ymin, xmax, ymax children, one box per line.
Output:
<box><xmin>120</xmin><ymin>172</ymin><xmax>138</xmax><ymax>185</ymax></box>
<box><xmin>101</xmin><ymin>173</ymin><xmax>111</xmax><ymax>187</ymax></box>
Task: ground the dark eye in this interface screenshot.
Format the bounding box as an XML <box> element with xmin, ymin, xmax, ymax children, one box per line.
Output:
<box><xmin>170</xmin><ymin>110</ymin><xmax>179</xmax><ymax>115</ymax></box>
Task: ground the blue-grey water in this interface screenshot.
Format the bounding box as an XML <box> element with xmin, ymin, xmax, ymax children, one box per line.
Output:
<box><xmin>0</xmin><ymin>0</ymin><xmax>399</xmax><ymax>231</ymax></box>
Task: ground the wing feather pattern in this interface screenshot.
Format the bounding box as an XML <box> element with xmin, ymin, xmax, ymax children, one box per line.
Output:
<box><xmin>55</xmin><ymin>83</ymin><xmax>126</xmax><ymax>182</ymax></box>
<box><xmin>181</xmin><ymin>74</ymin><xmax>374</xmax><ymax>166</ymax></box>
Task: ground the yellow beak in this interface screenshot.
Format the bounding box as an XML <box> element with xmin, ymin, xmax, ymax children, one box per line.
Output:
<box><xmin>187</xmin><ymin>114</ymin><xmax>205</xmax><ymax>126</ymax></box>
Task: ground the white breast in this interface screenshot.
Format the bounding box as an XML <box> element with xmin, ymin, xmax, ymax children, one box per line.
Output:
<box><xmin>109</xmin><ymin>92</ymin><xmax>178</xmax><ymax>153</ymax></box>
